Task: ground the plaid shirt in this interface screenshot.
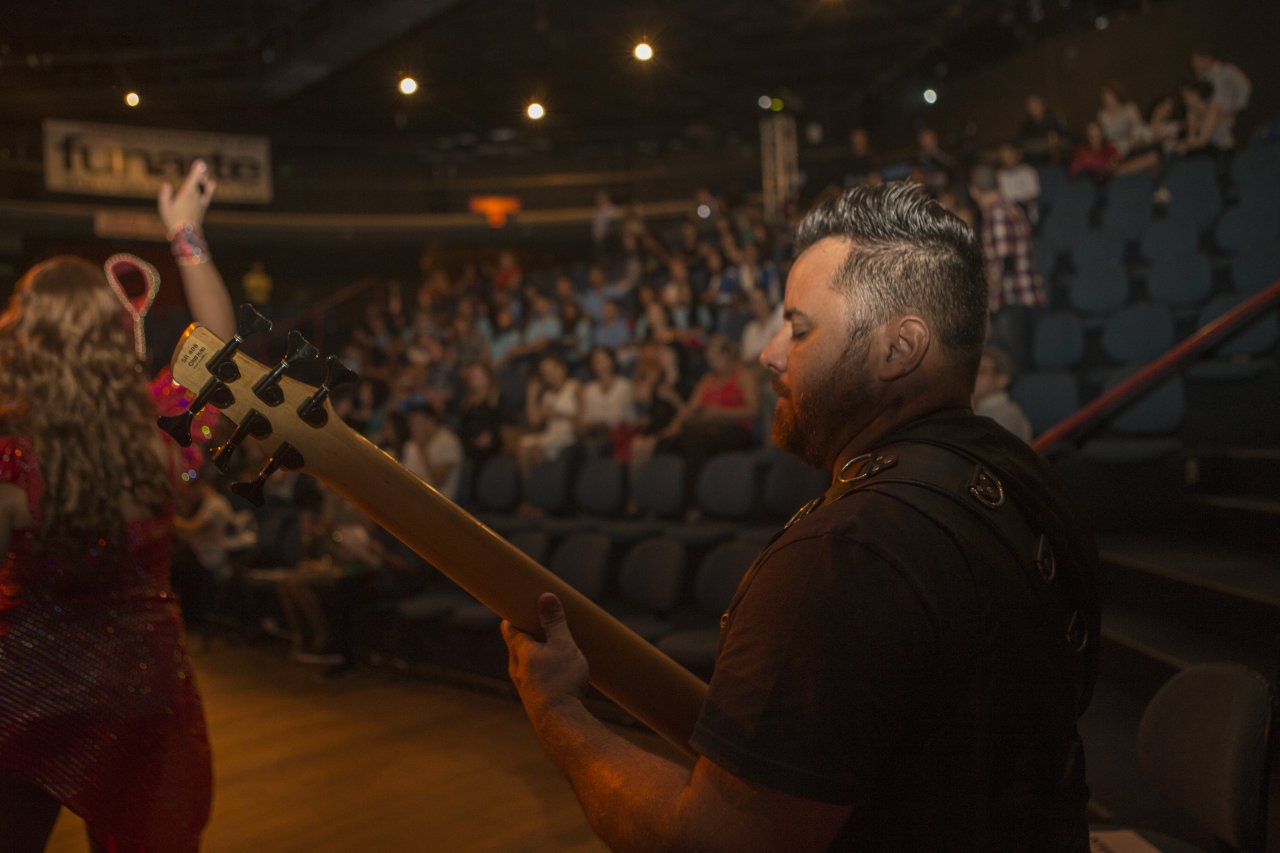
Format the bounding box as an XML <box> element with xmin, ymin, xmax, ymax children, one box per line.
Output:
<box><xmin>982</xmin><ymin>199</ymin><xmax>1045</xmax><ymax>312</ymax></box>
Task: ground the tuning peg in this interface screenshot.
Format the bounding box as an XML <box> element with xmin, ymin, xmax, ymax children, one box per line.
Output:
<box><xmin>206</xmin><ymin>304</ymin><xmax>273</xmax><ymax>383</ymax></box>
<box><xmin>296</xmin><ymin>355</ymin><xmax>359</xmax><ymax>428</ymax></box>
<box><xmin>252</xmin><ymin>331</ymin><xmax>320</xmax><ymax>407</ymax></box>
<box><xmin>157</xmin><ymin>377</ymin><xmax>235</xmax><ymax>446</ymax></box>
<box><xmin>210</xmin><ymin>409</ymin><xmax>272</xmax><ymax>474</ymax></box>
<box><xmin>230</xmin><ymin>442</ymin><xmax>304</xmax><ymax>507</ymax></box>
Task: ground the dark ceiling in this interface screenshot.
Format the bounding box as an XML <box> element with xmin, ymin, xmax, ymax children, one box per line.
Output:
<box><xmin>3</xmin><ymin>0</ymin><xmax>1146</xmax><ymax>157</ymax></box>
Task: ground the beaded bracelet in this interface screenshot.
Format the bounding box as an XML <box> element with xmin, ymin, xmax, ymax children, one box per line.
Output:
<box><xmin>168</xmin><ymin>222</ymin><xmax>211</xmax><ymax>266</ymax></box>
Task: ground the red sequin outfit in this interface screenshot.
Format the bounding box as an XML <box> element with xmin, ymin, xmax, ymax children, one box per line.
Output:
<box><xmin>0</xmin><ymin>371</ymin><xmax>213</xmax><ymax>851</ymax></box>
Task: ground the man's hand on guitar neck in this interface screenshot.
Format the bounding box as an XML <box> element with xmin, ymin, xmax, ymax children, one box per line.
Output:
<box><xmin>502</xmin><ymin>593</ymin><xmax>589</xmax><ymax>720</ymax></box>
<box><xmin>500</xmin><ymin>593</ymin><xmax>852</xmax><ymax>853</ymax></box>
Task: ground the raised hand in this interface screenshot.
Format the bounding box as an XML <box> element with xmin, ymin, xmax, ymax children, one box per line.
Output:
<box><xmin>158</xmin><ymin>160</ymin><xmax>218</xmax><ymax>233</ymax></box>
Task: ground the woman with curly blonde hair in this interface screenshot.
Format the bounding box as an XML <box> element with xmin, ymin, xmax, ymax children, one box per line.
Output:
<box><xmin>0</xmin><ymin>161</ymin><xmax>234</xmax><ymax>852</ymax></box>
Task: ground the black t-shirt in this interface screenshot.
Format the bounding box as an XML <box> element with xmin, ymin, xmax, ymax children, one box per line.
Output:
<box><xmin>690</xmin><ymin>409</ymin><xmax>1097</xmax><ymax>852</ymax></box>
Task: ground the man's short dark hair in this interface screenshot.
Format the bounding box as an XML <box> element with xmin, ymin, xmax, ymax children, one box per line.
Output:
<box><xmin>794</xmin><ymin>182</ymin><xmax>989</xmax><ymax>379</ymax></box>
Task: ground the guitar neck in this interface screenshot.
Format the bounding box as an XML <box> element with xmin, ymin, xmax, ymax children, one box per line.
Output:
<box><xmin>171</xmin><ymin>323</ymin><xmax>707</xmax><ymax>757</ymax></box>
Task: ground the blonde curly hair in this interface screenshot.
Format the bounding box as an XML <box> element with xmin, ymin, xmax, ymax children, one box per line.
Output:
<box><xmin>0</xmin><ymin>256</ymin><xmax>170</xmax><ymax>539</ymax></box>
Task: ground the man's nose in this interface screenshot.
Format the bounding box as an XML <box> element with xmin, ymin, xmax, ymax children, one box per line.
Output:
<box><xmin>760</xmin><ymin>327</ymin><xmax>787</xmax><ymax>375</ymax></box>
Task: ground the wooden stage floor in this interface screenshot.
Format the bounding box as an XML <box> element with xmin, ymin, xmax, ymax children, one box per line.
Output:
<box><xmin>46</xmin><ymin>642</ymin><xmax>684</xmax><ymax>852</ymax></box>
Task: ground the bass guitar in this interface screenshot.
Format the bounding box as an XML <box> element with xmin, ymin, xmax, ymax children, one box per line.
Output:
<box><xmin>160</xmin><ymin>310</ymin><xmax>707</xmax><ymax>757</ymax></box>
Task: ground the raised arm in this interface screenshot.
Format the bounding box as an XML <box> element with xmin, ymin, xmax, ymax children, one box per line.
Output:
<box><xmin>158</xmin><ymin>160</ymin><xmax>236</xmax><ymax>340</ymax></box>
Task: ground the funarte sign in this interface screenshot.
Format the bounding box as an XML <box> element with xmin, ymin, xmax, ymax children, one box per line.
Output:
<box><xmin>43</xmin><ymin>119</ymin><xmax>273</xmax><ymax>204</ymax></box>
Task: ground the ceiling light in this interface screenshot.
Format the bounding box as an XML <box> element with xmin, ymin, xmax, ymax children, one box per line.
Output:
<box><xmin>124</xmin><ymin>91</ymin><xmax>140</xmax><ymax>107</ymax></box>
<box><xmin>526</xmin><ymin>101</ymin><xmax>545</xmax><ymax>120</ymax></box>
<box><xmin>399</xmin><ymin>76</ymin><xmax>418</xmax><ymax>95</ymax></box>
<box><xmin>634</xmin><ymin>42</ymin><xmax>653</xmax><ymax>61</ymax></box>
<box><xmin>923</xmin><ymin>88</ymin><xmax>938</xmax><ymax>105</ymax></box>
<box><xmin>757</xmin><ymin>95</ymin><xmax>772</xmax><ymax>110</ymax></box>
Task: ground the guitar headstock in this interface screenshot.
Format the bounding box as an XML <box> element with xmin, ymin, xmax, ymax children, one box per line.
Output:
<box><xmin>162</xmin><ymin>305</ymin><xmax>358</xmax><ymax>505</ymax></box>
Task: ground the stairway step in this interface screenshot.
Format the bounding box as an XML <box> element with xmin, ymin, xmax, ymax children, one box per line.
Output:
<box><xmin>1099</xmin><ymin>535</ymin><xmax>1280</xmax><ymax>608</ymax></box>
<box><xmin>1183</xmin><ymin>492</ymin><xmax>1280</xmax><ymax>516</ymax></box>
<box><xmin>1101</xmin><ymin>604</ymin><xmax>1271</xmax><ymax>674</ymax></box>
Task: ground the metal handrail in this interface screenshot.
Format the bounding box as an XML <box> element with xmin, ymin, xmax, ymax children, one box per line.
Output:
<box><xmin>1031</xmin><ymin>279</ymin><xmax>1280</xmax><ymax>453</ymax></box>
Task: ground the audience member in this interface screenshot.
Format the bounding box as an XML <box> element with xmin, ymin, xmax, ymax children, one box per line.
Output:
<box><xmin>972</xmin><ymin>346</ymin><xmax>1033</xmax><ymax>442</ymax></box>
<box><xmin>650</xmin><ymin>334</ymin><xmax>758</xmax><ymax>507</ymax></box>
<box><xmin>400</xmin><ymin>405</ymin><xmax>465</xmax><ymax>502</ymax></box>
<box><xmin>844</xmin><ymin>127</ymin><xmax>878</xmax><ymax>188</ymax></box>
<box><xmin>915</xmin><ymin>128</ymin><xmax>957</xmax><ymax>193</ymax></box>
<box><xmin>517</xmin><ymin>354</ymin><xmax>581</xmax><ymax>476</ymax></box>
<box><xmin>970</xmin><ymin>164</ymin><xmax>1045</xmax><ymax>375</ymax></box>
<box><xmin>457</xmin><ymin>362</ymin><xmax>508</xmax><ymax>466</ymax></box>
<box><xmin>1190</xmin><ymin>47</ymin><xmax>1252</xmax><ymax>150</ymax></box>
<box><xmin>576</xmin><ymin>347</ymin><xmax>638</xmax><ymax>461</ymax></box>
<box><xmin>1019</xmin><ymin>94</ymin><xmax>1071</xmax><ymax>163</ymax></box>
<box><xmin>171</xmin><ymin>475</ymin><xmax>238</xmax><ymax>628</ymax></box>
<box><xmin>1069</xmin><ymin>121</ymin><xmax>1119</xmax><ymax>180</ymax></box>
<box><xmin>995</xmin><ymin>143</ymin><xmax>1040</xmax><ymax>222</ymax></box>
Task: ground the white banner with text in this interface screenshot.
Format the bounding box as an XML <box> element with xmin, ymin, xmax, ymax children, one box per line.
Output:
<box><xmin>43</xmin><ymin>119</ymin><xmax>272</xmax><ymax>204</ymax></box>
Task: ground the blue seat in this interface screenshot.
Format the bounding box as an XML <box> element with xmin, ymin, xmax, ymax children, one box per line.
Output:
<box><xmin>632</xmin><ymin>453</ymin><xmax>686</xmax><ymax>518</ymax></box>
<box><xmin>573</xmin><ymin>455</ymin><xmax>626</xmax><ymax>516</ymax></box>
<box><xmin>1101</xmin><ymin>305</ymin><xmax>1174</xmax><ymax>364</ymax></box>
<box><xmin>475</xmin><ymin>455</ymin><xmax>520</xmax><ymax>513</ymax></box>
<box><xmin>1214</xmin><ymin>203</ymin><xmax>1280</xmax><ymax>254</ymax></box>
<box><xmin>1037</xmin><ymin>164</ymin><xmax>1068</xmax><ymax>209</ymax></box>
<box><xmin>1104</xmin><ymin>367</ymin><xmax>1186</xmax><ymax>435</ymax></box>
<box><xmin>1032</xmin><ymin>241</ymin><xmax>1059</xmax><ymax>283</ymax></box>
<box><xmin>1032</xmin><ymin>311</ymin><xmax>1086</xmax><ymax>370</ymax></box>
<box><xmin>1058</xmin><ymin>179</ymin><xmax>1098</xmax><ymax>213</ymax></box>
<box><xmin>1100</xmin><ymin>172</ymin><xmax>1154</xmax><ymax>240</ymax></box>
<box><xmin>1147</xmin><ymin>253</ymin><xmax>1213</xmax><ymax>307</ymax></box>
<box><xmin>523</xmin><ymin>454</ymin><xmax>573</xmax><ymax>514</ymax></box>
<box><xmin>1197</xmin><ymin>294</ymin><xmax>1280</xmax><ymax>360</ymax></box>
<box><xmin>695</xmin><ymin>451</ymin><xmax>757</xmax><ymax>520</ymax></box>
<box><xmin>1230</xmin><ymin>241</ymin><xmax>1280</xmax><ymax>295</ymax></box>
<box><xmin>1068</xmin><ymin>262</ymin><xmax>1129</xmax><ymax>315</ymax></box>
<box><xmin>760</xmin><ymin>453</ymin><xmax>828</xmax><ymax>521</ymax></box>
<box><xmin>1140</xmin><ymin>214</ymin><xmax>1200</xmax><ymax>263</ymax></box>
<box><xmin>1081</xmin><ymin>364</ymin><xmax>1186</xmax><ymax>461</ymax></box>
<box><xmin>1230</xmin><ymin>146</ymin><xmax>1280</xmax><ymax>208</ymax></box>
<box><xmin>1165</xmin><ymin>158</ymin><xmax>1223</xmax><ymax>229</ymax></box>
<box><xmin>1070</xmin><ymin>231</ymin><xmax>1125</xmax><ymax>269</ymax></box>
<box><xmin>1041</xmin><ymin>203</ymin><xmax>1090</xmax><ymax>252</ymax></box>
<box><xmin>610</xmin><ymin>536</ymin><xmax>688</xmax><ymax>642</ymax></box>
<box><xmin>472</xmin><ymin>455</ymin><xmax>530</xmax><ymax>535</ymax></box>
<box><xmin>547</xmin><ymin>531</ymin><xmax>613</xmax><ymax>600</ymax></box>
<box><xmin>656</xmin><ymin>539</ymin><xmax>759</xmax><ymax>678</ymax></box>
<box><xmin>1010</xmin><ymin>371</ymin><xmax>1080</xmax><ymax>436</ymax></box>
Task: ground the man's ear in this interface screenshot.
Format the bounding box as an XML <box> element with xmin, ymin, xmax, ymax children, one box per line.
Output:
<box><xmin>876</xmin><ymin>316</ymin><xmax>930</xmax><ymax>380</ymax></box>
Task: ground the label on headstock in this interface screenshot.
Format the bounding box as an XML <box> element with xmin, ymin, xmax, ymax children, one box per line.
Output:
<box><xmin>179</xmin><ymin>340</ymin><xmax>210</xmax><ymax>371</ymax></box>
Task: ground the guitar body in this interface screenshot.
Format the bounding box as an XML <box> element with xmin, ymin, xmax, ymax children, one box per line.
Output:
<box><xmin>170</xmin><ymin>323</ymin><xmax>708</xmax><ymax>757</ymax></box>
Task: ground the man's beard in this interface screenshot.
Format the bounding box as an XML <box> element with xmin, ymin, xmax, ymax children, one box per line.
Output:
<box><xmin>771</xmin><ymin>336</ymin><xmax>875</xmax><ymax>470</ymax></box>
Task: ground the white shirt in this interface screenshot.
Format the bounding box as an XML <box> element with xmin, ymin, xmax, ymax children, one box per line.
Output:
<box><xmin>580</xmin><ymin>377</ymin><xmax>636</xmax><ymax>428</ymax></box>
<box><xmin>401</xmin><ymin>428</ymin><xmax>465</xmax><ymax>501</ymax></box>
<box><xmin>975</xmin><ymin>392</ymin><xmax>1033</xmax><ymax>443</ymax></box>
<box><xmin>997</xmin><ymin>165</ymin><xmax>1040</xmax><ymax>205</ymax></box>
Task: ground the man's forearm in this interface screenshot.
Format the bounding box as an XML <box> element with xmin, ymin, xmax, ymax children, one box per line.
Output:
<box><xmin>531</xmin><ymin>697</ymin><xmax>695</xmax><ymax>853</ymax></box>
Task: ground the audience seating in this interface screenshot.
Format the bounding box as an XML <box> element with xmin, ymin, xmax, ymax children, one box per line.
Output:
<box><xmin>1214</xmin><ymin>202</ymin><xmax>1279</xmax><ymax>254</ymax></box>
<box><xmin>1140</xmin><ymin>214</ymin><xmax>1201</xmax><ymax>263</ymax></box>
<box><xmin>1101</xmin><ymin>171</ymin><xmax>1154</xmax><ymax>241</ymax></box>
<box><xmin>1147</xmin><ymin>253</ymin><xmax>1214</xmax><ymax>308</ymax></box>
<box><xmin>1068</xmin><ymin>262</ymin><xmax>1130</xmax><ymax>315</ymax></box>
<box><xmin>1092</xmin><ymin>664</ymin><xmax>1273</xmax><ymax>853</ymax></box>
<box><xmin>607</xmin><ymin>536</ymin><xmax>688</xmax><ymax>642</ymax></box>
<box><xmin>1165</xmin><ymin>158</ymin><xmax>1224</xmax><ymax>230</ymax></box>
<box><xmin>655</xmin><ymin>539</ymin><xmax>760</xmax><ymax>679</ymax></box>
